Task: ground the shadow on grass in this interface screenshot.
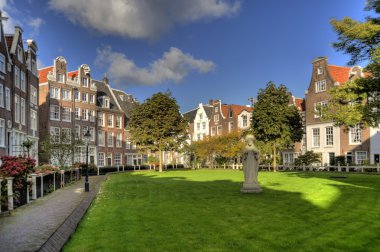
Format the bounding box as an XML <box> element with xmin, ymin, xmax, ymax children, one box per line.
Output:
<box><xmin>65</xmin><ymin>171</ymin><xmax>380</xmax><ymax>252</ymax></box>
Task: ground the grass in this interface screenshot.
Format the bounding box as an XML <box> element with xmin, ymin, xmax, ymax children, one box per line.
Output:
<box><xmin>63</xmin><ymin>170</ymin><xmax>380</xmax><ymax>252</ymax></box>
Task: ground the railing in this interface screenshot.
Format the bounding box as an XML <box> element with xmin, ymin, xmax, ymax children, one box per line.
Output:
<box><xmin>0</xmin><ymin>168</ymin><xmax>82</xmax><ymax>214</ymax></box>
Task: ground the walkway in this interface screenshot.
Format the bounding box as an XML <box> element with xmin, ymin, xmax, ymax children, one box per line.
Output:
<box><xmin>0</xmin><ymin>175</ymin><xmax>107</xmax><ymax>252</ymax></box>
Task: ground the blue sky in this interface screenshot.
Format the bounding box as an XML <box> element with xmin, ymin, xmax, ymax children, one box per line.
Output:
<box><xmin>1</xmin><ymin>0</ymin><xmax>368</xmax><ymax>112</ymax></box>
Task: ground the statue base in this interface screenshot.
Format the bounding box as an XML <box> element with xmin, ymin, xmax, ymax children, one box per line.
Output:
<box><xmin>241</xmin><ymin>183</ymin><xmax>262</xmax><ymax>193</ymax></box>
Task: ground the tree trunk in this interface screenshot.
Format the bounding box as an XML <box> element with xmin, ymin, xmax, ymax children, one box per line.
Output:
<box><xmin>273</xmin><ymin>142</ymin><xmax>277</xmax><ymax>172</ymax></box>
<box><xmin>159</xmin><ymin>149</ymin><xmax>163</xmax><ymax>172</ymax></box>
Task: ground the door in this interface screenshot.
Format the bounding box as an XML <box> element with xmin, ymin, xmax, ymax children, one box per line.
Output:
<box><xmin>375</xmin><ymin>154</ymin><xmax>380</xmax><ymax>164</ymax></box>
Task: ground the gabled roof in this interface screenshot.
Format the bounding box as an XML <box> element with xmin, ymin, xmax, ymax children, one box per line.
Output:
<box><xmin>5</xmin><ymin>35</ymin><xmax>13</xmax><ymax>51</ymax></box>
<box><xmin>38</xmin><ymin>66</ymin><xmax>54</xmax><ymax>83</ymax></box>
<box><xmin>203</xmin><ymin>105</ymin><xmax>213</xmax><ymax>119</ymax></box>
<box><xmin>221</xmin><ymin>104</ymin><xmax>228</xmax><ymax>118</ymax></box>
<box><xmin>182</xmin><ymin>109</ymin><xmax>198</xmax><ymax>123</ymax></box>
<box><xmin>328</xmin><ymin>65</ymin><xmax>351</xmax><ymax>84</ymax></box>
<box><xmin>230</xmin><ymin>104</ymin><xmax>253</xmax><ymax>116</ymax></box>
<box><xmin>294</xmin><ymin>98</ymin><xmax>305</xmax><ymax>112</ymax></box>
<box><xmin>112</xmin><ymin>88</ymin><xmax>136</xmax><ymax>118</ymax></box>
<box><xmin>67</xmin><ymin>70</ymin><xmax>78</xmax><ymax>80</ymax></box>
<box><xmin>94</xmin><ymin>80</ymin><xmax>120</xmax><ymax>111</ymax></box>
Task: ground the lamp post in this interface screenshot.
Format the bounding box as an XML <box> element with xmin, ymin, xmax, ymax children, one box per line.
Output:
<box><xmin>83</xmin><ymin>129</ymin><xmax>91</xmax><ymax>192</ymax></box>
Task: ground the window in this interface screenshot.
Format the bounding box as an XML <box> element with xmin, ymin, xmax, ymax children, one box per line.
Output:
<box><xmin>82</xmin><ymin>92</ymin><xmax>88</xmax><ymax>102</ymax></box>
<box><xmin>115</xmin><ymin>153</ymin><xmax>121</xmax><ymax>165</ymax></box>
<box><xmin>20</xmin><ymin>71</ymin><xmax>26</xmax><ymax>92</ymax></box>
<box><xmin>90</xmin><ymin>94</ymin><xmax>95</xmax><ymax>103</ymax></box>
<box><xmin>229</xmin><ymin>110</ymin><xmax>233</xmax><ymax>118</ymax></box>
<box><xmin>217</xmin><ymin>125</ymin><xmax>222</xmax><ymax>135</ymax></box>
<box><xmin>104</xmin><ymin>98</ymin><xmax>110</xmax><ymax>108</ymax></box>
<box><xmin>74</xmin><ymin>90</ymin><xmax>80</xmax><ymax>101</ymax></box>
<box><xmin>21</xmin><ymin>98</ymin><xmax>25</xmax><ymax>125</ymax></box>
<box><xmin>81</xmin><ymin>77</ymin><xmax>88</xmax><ymax>87</ymax></box>
<box><xmin>197</xmin><ymin>123</ymin><xmax>200</xmax><ymax>131</ymax></box>
<box><xmin>31</xmin><ymin>59</ymin><xmax>37</xmax><ymax>75</ymax></box>
<box><xmin>90</xmin><ymin>110</ymin><xmax>95</xmax><ymax>122</ymax></box>
<box><xmin>50</xmin><ymin>105</ymin><xmax>60</xmax><ymax>120</ymax></box>
<box><xmin>116</xmin><ymin>115</ymin><xmax>122</xmax><ymax>128</ymax></box>
<box><xmin>211</xmin><ymin>126</ymin><xmax>216</xmax><ymax>136</ymax></box>
<box><xmin>57</xmin><ymin>73</ymin><xmax>65</xmax><ymax>83</ymax></box>
<box><xmin>75</xmin><ymin>125</ymin><xmax>80</xmax><ymax>139</ymax></box>
<box><xmin>116</xmin><ymin>133</ymin><xmax>122</xmax><ymax>147</ymax></box>
<box><xmin>242</xmin><ymin>115</ymin><xmax>248</xmax><ymax>127</ymax></box>
<box><xmin>312</xmin><ymin>128</ymin><xmax>320</xmax><ymax>147</ymax></box>
<box><xmin>30</xmin><ymin>85</ymin><xmax>37</xmax><ymax>105</ymax></box>
<box><xmin>107</xmin><ymin>132</ymin><xmax>114</xmax><ymax>147</ymax></box>
<box><xmin>0</xmin><ymin>119</ymin><xmax>5</xmax><ymax>147</ymax></box>
<box><xmin>82</xmin><ymin>126</ymin><xmax>88</xmax><ymax>139</ymax></box>
<box><xmin>62</xmin><ymin>107</ymin><xmax>71</xmax><ymax>122</ymax></box>
<box><xmin>108</xmin><ymin>114</ymin><xmax>114</xmax><ymax>127</ymax></box>
<box><xmin>61</xmin><ymin>128</ymin><xmax>71</xmax><ymax>143</ymax></box>
<box><xmin>317</xmin><ymin>67</ymin><xmax>323</xmax><ymax>75</ymax></box>
<box><xmin>15</xmin><ymin>94</ymin><xmax>20</xmax><ymax>123</ymax></box>
<box><xmin>30</xmin><ymin>110</ymin><xmax>37</xmax><ymax>131</ymax></box>
<box><xmin>0</xmin><ymin>53</ymin><xmax>5</xmax><ymax>73</ymax></box>
<box><xmin>349</xmin><ymin>125</ymin><xmax>362</xmax><ymax>144</ymax></box>
<box><xmin>0</xmin><ymin>84</ymin><xmax>3</xmax><ymax>108</ymax></box>
<box><xmin>98</xmin><ymin>130</ymin><xmax>105</xmax><ymax>146</ymax></box>
<box><xmin>202</xmin><ymin>122</ymin><xmax>206</xmax><ymax>130</ymax></box>
<box><xmin>14</xmin><ymin>66</ymin><xmax>20</xmax><ymax>88</ymax></box>
<box><xmin>50</xmin><ymin>87</ymin><xmax>60</xmax><ymax>99</ymax></box>
<box><xmin>314</xmin><ymin>101</ymin><xmax>328</xmax><ymax>118</ymax></box>
<box><xmin>356</xmin><ymin>151</ymin><xmax>367</xmax><ymax>165</ymax></box>
<box><xmin>50</xmin><ymin>127</ymin><xmax>60</xmax><ymax>143</ymax></box>
<box><xmin>82</xmin><ymin>108</ymin><xmax>88</xmax><ymax>121</ymax></box>
<box><xmin>215</xmin><ymin>106</ymin><xmax>218</xmax><ymax>112</ymax></box>
<box><xmin>325</xmin><ymin>126</ymin><xmax>333</xmax><ymax>146</ymax></box>
<box><xmin>98</xmin><ymin>152</ymin><xmax>105</xmax><ymax>167</ymax></box>
<box><xmin>315</xmin><ymin>80</ymin><xmax>326</xmax><ymax>92</ymax></box>
<box><xmin>75</xmin><ymin>108</ymin><xmax>80</xmax><ymax>120</ymax></box>
<box><xmin>5</xmin><ymin>87</ymin><xmax>10</xmax><ymax>110</ymax></box>
<box><xmin>126</xmin><ymin>138</ymin><xmax>131</xmax><ymax>149</ymax></box>
<box><xmin>229</xmin><ymin>122</ymin><xmax>234</xmax><ymax>132</ymax></box>
<box><xmin>214</xmin><ymin>114</ymin><xmax>219</xmax><ymax>122</ymax></box>
<box><xmin>346</xmin><ymin>152</ymin><xmax>353</xmax><ymax>164</ymax></box>
<box><xmin>17</xmin><ymin>45</ymin><xmax>23</xmax><ymax>62</ymax></box>
<box><xmin>197</xmin><ymin>134</ymin><xmax>201</xmax><ymax>141</ymax></box>
<box><xmin>98</xmin><ymin>112</ymin><xmax>104</xmax><ymax>126</ymax></box>
<box><xmin>89</xmin><ymin>127</ymin><xmax>95</xmax><ymax>141</ymax></box>
<box><xmin>62</xmin><ymin>89</ymin><xmax>71</xmax><ymax>100</ymax></box>
<box><xmin>199</xmin><ymin>113</ymin><xmax>203</xmax><ymax>120</ymax></box>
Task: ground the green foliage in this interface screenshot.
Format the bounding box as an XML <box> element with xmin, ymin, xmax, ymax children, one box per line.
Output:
<box><xmin>129</xmin><ymin>92</ymin><xmax>188</xmax><ymax>172</ymax></box>
<box><xmin>294</xmin><ymin>151</ymin><xmax>321</xmax><ymax>166</ymax></box>
<box><xmin>329</xmin><ymin>1</ymin><xmax>380</xmax><ymax>126</ymax></box>
<box><xmin>251</xmin><ymin>82</ymin><xmax>304</xmax><ymax>170</ymax></box>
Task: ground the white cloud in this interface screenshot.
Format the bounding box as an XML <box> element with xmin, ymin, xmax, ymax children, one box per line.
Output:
<box><xmin>49</xmin><ymin>0</ymin><xmax>240</xmax><ymax>40</ymax></box>
<box><xmin>95</xmin><ymin>46</ymin><xmax>216</xmax><ymax>85</ymax></box>
<box><xmin>0</xmin><ymin>0</ymin><xmax>17</xmax><ymax>33</ymax></box>
<box><xmin>27</xmin><ymin>17</ymin><xmax>44</xmax><ymax>36</ymax></box>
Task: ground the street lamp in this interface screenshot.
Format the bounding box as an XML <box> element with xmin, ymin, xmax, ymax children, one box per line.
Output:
<box><xmin>83</xmin><ymin>129</ymin><xmax>91</xmax><ymax>192</ymax></box>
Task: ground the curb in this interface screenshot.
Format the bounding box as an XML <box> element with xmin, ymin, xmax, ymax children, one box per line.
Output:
<box><xmin>39</xmin><ymin>174</ymin><xmax>109</xmax><ymax>252</ymax></box>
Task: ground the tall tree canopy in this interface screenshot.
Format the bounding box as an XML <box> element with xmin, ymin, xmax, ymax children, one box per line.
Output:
<box><xmin>327</xmin><ymin>0</ymin><xmax>380</xmax><ymax>127</ymax></box>
<box><xmin>129</xmin><ymin>92</ymin><xmax>188</xmax><ymax>172</ymax></box>
<box><xmin>251</xmin><ymin>82</ymin><xmax>303</xmax><ymax>171</ymax></box>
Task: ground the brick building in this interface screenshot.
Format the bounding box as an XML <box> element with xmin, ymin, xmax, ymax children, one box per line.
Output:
<box><xmin>305</xmin><ymin>57</ymin><xmax>372</xmax><ymax>165</ymax></box>
<box><xmin>38</xmin><ymin>57</ymin><xmax>98</xmax><ymax>165</ymax></box>
<box><xmin>0</xmin><ymin>18</ymin><xmax>39</xmax><ymax>161</ymax></box>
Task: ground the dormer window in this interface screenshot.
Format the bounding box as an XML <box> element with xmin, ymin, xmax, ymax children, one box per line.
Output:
<box><xmin>229</xmin><ymin>110</ymin><xmax>233</xmax><ymax>118</ymax></box>
<box><xmin>81</xmin><ymin>77</ymin><xmax>88</xmax><ymax>87</ymax></box>
<box><xmin>57</xmin><ymin>73</ymin><xmax>65</xmax><ymax>83</ymax></box>
<box><xmin>103</xmin><ymin>97</ymin><xmax>110</xmax><ymax>109</ymax></box>
<box><xmin>17</xmin><ymin>45</ymin><xmax>23</xmax><ymax>63</ymax></box>
<box><xmin>215</xmin><ymin>107</ymin><xmax>219</xmax><ymax>112</ymax></box>
<box><xmin>317</xmin><ymin>67</ymin><xmax>323</xmax><ymax>75</ymax></box>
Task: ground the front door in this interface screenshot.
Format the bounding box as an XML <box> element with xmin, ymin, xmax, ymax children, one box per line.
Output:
<box><xmin>375</xmin><ymin>154</ymin><xmax>380</xmax><ymax>164</ymax></box>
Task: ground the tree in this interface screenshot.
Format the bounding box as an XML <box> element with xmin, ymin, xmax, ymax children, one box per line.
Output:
<box><xmin>129</xmin><ymin>92</ymin><xmax>188</xmax><ymax>172</ymax></box>
<box><xmin>328</xmin><ymin>0</ymin><xmax>380</xmax><ymax>126</ymax></box>
<box><xmin>40</xmin><ymin>130</ymin><xmax>83</xmax><ymax>169</ymax></box>
<box><xmin>251</xmin><ymin>82</ymin><xmax>303</xmax><ymax>172</ymax></box>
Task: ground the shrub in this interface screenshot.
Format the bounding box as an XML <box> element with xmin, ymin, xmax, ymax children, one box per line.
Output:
<box><xmin>294</xmin><ymin>151</ymin><xmax>321</xmax><ymax>166</ymax></box>
<box><xmin>35</xmin><ymin>164</ymin><xmax>60</xmax><ymax>174</ymax></box>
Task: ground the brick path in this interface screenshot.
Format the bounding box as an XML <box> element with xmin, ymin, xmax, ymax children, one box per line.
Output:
<box><xmin>0</xmin><ymin>175</ymin><xmax>107</xmax><ymax>252</ymax></box>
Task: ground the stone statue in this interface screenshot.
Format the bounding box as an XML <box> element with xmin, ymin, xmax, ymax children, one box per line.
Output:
<box><xmin>241</xmin><ymin>134</ymin><xmax>262</xmax><ymax>193</ymax></box>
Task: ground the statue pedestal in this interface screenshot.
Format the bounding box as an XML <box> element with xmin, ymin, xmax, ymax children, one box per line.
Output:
<box><xmin>241</xmin><ymin>182</ymin><xmax>262</xmax><ymax>193</ymax></box>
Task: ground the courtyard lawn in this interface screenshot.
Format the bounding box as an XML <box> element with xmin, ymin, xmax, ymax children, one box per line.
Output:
<box><xmin>64</xmin><ymin>170</ymin><xmax>380</xmax><ymax>252</ymax></box>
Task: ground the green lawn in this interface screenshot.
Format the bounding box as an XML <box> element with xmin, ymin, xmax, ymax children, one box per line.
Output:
<box><xmin>64</xmin><ymin>170</ymin><xmax>380</xmax><ymax>252</ymax></box>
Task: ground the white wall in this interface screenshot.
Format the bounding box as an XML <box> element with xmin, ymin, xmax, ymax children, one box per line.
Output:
<box><xmin>306</xmin><ymin>122</ymin><xmax>340</xmax><ymax>165</ymax></box>
<box><xmin>193</xmin><ymin>104</ymin><xmax>210</xmax><ymax>141</ymax></box>
<box><xmin>237</xmin><ymin>110</ymin><xmax>251</xmax><ymax>129</ymax></box>
<box><xmin>370</xmin><ymin>126</ymin><xmax>380</xmax><ymax>164</ymax></box>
